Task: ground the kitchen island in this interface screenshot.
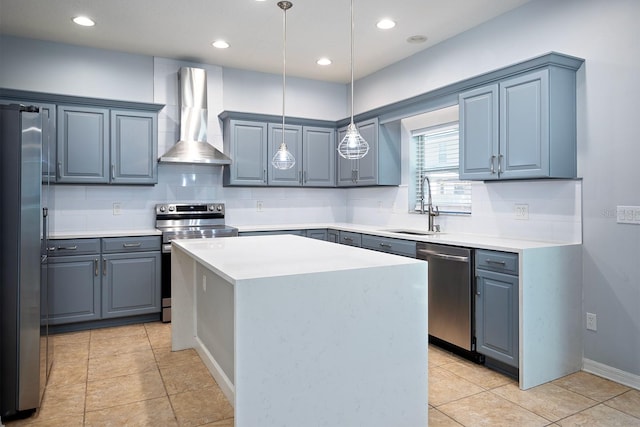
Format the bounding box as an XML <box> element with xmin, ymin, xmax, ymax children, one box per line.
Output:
<box><xmin>171</xmin><ymin>235</ymin><xmax>428</xmax><ymax>427</ymax></box>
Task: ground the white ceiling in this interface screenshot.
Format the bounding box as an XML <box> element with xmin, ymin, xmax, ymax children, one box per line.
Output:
<box><xmin>0</xmin><ymin>0</ymin><xmax>532</xmax><ymax>83</ymax></box>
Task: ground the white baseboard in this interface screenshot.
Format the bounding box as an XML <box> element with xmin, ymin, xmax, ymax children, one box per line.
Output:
<box><xmin>583</xmin><ymin>358</ymin><xmax>640</xmax><ymax>391</ymax></box>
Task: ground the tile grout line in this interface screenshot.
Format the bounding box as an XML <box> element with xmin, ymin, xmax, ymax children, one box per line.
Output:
<box><xmin>146</xmin><ymin>323</ymin><xmax>181</xmax><ymax>425</ymax></box>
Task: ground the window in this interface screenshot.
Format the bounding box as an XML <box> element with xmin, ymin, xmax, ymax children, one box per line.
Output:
<box><xmin>413</xmin><ymin>122</ymin><xmax>471</xmax><ymax>214</ymax></box>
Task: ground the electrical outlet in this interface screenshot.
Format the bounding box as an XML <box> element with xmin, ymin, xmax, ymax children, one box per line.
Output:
<box><xmin>256</xmin><ymin>200</ymin><xmax>263</xmax><ymax>212</ymax></box>
<box><xmin>586</xmin><ymin>312</ymin><xmax>597</xmax><ymax>331</ymax></box>
<box><xmin>514</xmin><ymin>204</ymin><xmax>529</xmax><ymax>220</ymax></box>
<box><xmin>113</xmin><ymin>202</ymin><xmax>121</xmax><ymax>215</ymax></box>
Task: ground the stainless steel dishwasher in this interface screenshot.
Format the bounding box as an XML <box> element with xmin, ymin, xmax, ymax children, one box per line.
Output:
<box><xmin>417</xmin><ymin>242</ymin><xmax>474</xmax><ymax>351</ymax></box>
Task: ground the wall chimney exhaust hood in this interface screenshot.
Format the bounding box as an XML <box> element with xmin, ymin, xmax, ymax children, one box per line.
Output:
<box><xmin>159</xmin><ymin>67</ymin><xmax>231</xmax><ymax>165</ymax></box>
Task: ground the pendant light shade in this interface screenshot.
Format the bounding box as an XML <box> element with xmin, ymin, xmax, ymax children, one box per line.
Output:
<box><xmin>338</xmin><ymin>0</ymin><xmax>369</xmax><ymax>160</ymax></box>
<box><xmin>271</xmin><ymin>1</ymin><xmax>296</xmax><ymax>170</ymax></box>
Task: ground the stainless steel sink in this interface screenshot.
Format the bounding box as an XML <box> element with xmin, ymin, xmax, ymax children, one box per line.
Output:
<box><xmin>382</xmin><ymin>229</ymin><xmax>442</xmax><ymax>236</ymax></box>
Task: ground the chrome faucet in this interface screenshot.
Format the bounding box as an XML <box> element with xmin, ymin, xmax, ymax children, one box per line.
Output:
<box><xmin>420</xmin><ymin>175</ymin><xmax>439</xmax><ymax>232</ymax></box>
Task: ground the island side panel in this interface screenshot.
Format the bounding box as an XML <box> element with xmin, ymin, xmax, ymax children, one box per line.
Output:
<box><xmin>171</xmin><ymin>244</ymin><xmax>197</xmax><ymax>351</ymax></box>
<box><xmin>233</xmin><ymin>262</ymin><xmax>428</xmax><ymax>427</ymax></box>
<box><xmin>520</xmin><ymin>244</ymin><xmax>583</xmax><ymax>389</ymax></box>
<box><xmin>195</xmin><ymin>262</ymin><xmax>235</xmax><ymax>388</ymax></box>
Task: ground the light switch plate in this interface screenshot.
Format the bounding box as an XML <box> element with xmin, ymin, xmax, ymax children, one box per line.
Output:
<box><xmin>616</xmin><ymin>206</ymin><xmax>640</xmax><ymax>224</ymax></box>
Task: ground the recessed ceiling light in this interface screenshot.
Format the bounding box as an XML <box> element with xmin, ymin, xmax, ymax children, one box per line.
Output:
<box><xmin>212</xmin><ymin>40</ymin><xmax>230</xmax><ymax>49</ymax></box>
<box><xmin>406</xmin><ymin>35</ymin><xmax>428</xmax><ymax>44</ymax></box>
<box><xmin>72</xmin><ymin>16</ymin><xmax>95</xmax><ymax>27</ymax></box>
<box><xmin>376</xmin><ymin>19</ymin><xmax>396</xmax><ymax>30</ymax></box>
<box><xmin>316</xmin><ymin>58</ymin><xmax>332</xmax><ymax>66</ymax></box>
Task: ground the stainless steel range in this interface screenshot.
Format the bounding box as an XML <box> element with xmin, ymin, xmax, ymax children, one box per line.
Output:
<box><xmin>155</xmin><ymin>202</ymin><xmax>238</xmax><ymax>322</ymax></box>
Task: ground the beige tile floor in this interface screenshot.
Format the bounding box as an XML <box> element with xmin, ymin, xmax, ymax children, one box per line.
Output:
<box><xmin>4</xmin><ymin>322</ymin><xmax>639</xmax><ymax>427</ymax></box>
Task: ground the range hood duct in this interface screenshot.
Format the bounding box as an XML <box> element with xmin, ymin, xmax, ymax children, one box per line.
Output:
<box><xmin>159</xmin><ymin>67</ymin><xmax>231</xmax><ymax>165</ymax></box>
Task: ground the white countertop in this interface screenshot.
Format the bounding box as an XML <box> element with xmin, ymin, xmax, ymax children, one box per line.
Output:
<box><xmin>50</xmin><ymin>229</ymin><xmax>162</xmax><ymax>239</ymax></box>
<box><xmin>172</xmin><ymin>234</ymin><xmax>424</xmax><ymax>283</ymax></box>
<box><xmin>237</xmin><ymin>222</ymin><xmax>580</xmax><ymax>252</ymax></box>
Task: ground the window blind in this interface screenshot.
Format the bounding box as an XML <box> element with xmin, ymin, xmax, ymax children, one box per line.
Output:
<box><xmin>413</xmin><ymin>123</ymin><xmax>471</xmax><ymax>214</ymax></box>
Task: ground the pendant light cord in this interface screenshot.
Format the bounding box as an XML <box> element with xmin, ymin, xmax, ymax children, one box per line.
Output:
<box><xmin>350</xmin><ymin>0</ymin><xmax>354</xmax><ymax>124</ymax></box>
<box><xmin>282</xmin><ymin>3</ymin><xmax>287</xmax><ymax>142</ymax></box>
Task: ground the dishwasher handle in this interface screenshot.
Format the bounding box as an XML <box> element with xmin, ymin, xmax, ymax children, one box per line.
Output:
<box><xmin>417</xmin><ymin>248</ymin><xmax>469</xmax><ymax>263</ymax></box>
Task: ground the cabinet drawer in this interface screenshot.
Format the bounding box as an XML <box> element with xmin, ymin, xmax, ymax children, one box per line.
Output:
<box><xmin>102</xmin><ymin>236</ymin><xmax>161</xmax><ymax>253</ymax></box>
<box><xmin>476</xmin><ymin>249</ymin><xmax>518</xmax><ymax>275</ymax></box>
<box><xmin>361</xmin><ymin>234</ymin><xmax>416</xmax><ymax>257</ymax></box>
<box><xmin>47</xmin><ymin>238</ymin><xmax>100</xmax><ymax>256</ymax></box>
<box><xmin>339</xmin><ymin>231</ymin><xmax>362</xmax><ymax>247</ymax></box>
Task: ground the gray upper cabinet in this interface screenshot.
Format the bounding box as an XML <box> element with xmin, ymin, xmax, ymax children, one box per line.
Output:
<box><xmin>223</xmin><ymin>113</ymin><xmax>336</xmax><ymax>187</ymax></box>
<box><xmin>267</xmin><ymin>123</ymin><xmax>303</xmax><ymax>186</ymax></box>
<box><xmin>336</xmin><ymin>118</ymin><xmax>400</xmax><ymax>187</ymax></box>
<box><xmin>460</xmin><ymin>65</ymin><xmax>578</xmax><ymax>180</ymax></box>
<box><xmin>223</xmin><ymin>119</ymin><xmax>268</xmax><ymax>186</ymax></box>
<box><xmin>302</xmin><ymin>126</ymin><xmax>335</xmax><ymax>186</ymax></box>
<box><xmin>57</xmin><ymin>105</ymin><xmax>110</xmax><ymax>183</ymax></box>
<box><xmin>110</xmin><ymin>110</ymin><xmax>158</xmax><ymax>184</ymax></box>
<box><xmin>1</xmin><ymin>90</ymin><xmax>163</xmax><ymax>185</ymax></box>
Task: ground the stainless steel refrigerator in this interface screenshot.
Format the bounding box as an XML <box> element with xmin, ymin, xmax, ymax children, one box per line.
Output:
<box><xmin>0</xmin><ymin>104</ymin><xmax>47</xmax><ymax>419</ymax></box>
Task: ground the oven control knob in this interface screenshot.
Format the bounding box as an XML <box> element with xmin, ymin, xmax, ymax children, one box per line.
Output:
<box><xmin>216</xmin><ymin>204</ymin><xmax>223</xmax><ymax>211</ymax></box>
<box><xmin>159</xmin><ymin>206</ymin><xmax>166</xmax><ymax>212</ymax></box>
<box><xmin>168</xmin><ymin>205</ymin><xmax>175</xmax><ymax>212</ymax></box>
<box><xmin>208</xmin><ymin>205</ymin><xmax>215</xmax><ymax>211</ymax></box>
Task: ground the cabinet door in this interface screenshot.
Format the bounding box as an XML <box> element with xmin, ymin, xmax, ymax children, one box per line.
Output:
<box><xmin>302</xmin><ymin>126</ymin><xmax>335</xmax><ymax>187</ymax></box>
<box><xmin>475</xmin><ymin>269</ymin><xmax>519</xmax><ymax>367</ymax></box>
<box><xmin>227</xmin><ymin>120</ymin><xmax>268</xmax><ymax>186</ymax></box>
<box><xmin>499</xmin><ymin>69</ymin><xmax>549</xmax><ymax>179</ymax></box>
<box><xmin>336</xmin><ymin>126</ymin><xmax>356</xmax><ymax>187</ymax></box>
<box><xmin>327</xmin><ymin>230</ymin><xmax>340</xmax><ymax>243</ymax></box>
<box><xmin>459</xmin><ymin>85</ymin><xmax>499</xmax><ymax>180</ymax></box>
<box><xmin>102</xmin><ymin>252</ymin><xmax>161</xmax><ymax>318</ymax></box>
<box><xmin>57</xmin><ymin>105</ymin><xmax>109</xmax><ymax>183</ymax></box>
<box><xmin>110</xmin><ymin>110</ymin><xmax>157</xmax><ymax>184</ymax></box>
<box><xmin>46</xmin><ymin>255</ymin><xmax>101</xmax><ymax>324</ymax></box>
<box><xmin>267</xmin><ymin>123</ymin><xmax>303</xmax><ymax>186</ymax></box>
<box><xmin>353</xmin><ymin>118</ymin><xmax>378</xmax><ymax>186</ymax></box>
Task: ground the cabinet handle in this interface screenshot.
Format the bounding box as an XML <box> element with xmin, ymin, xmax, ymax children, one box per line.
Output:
<box><xmin>303</xmin><ymin>171</ymin><xmax>307</xmax><ymax>184</ymax></box>
<box><xmin>57</xmin><ymin>161</ymin><xmax>62</xmax><ymax>179</ymax></box>
<box><xmin>263</xmin><ymin>169</ymin><xmax>267</xmax><ymax>183</ymax></box>
<box><xmin>486</xmin><ymin>259</ymin><xmax>506</xmax><ymax>266</ymax></box>
<box><xmin>490</xmin><ymin>155</ymin><xmax>496</xmax><ymax>174</ymax></box>
<box><xmin>111</xmin><ymin>164</ymin><xmax>115</xmax><ymax>180</ymax></box>
<box><xmin>299</xmin><ymin>171</ymin><xmax>303</xmax><ymax>184</ymax></box>
<box><xmin>94</xmin><ymin>258</ymin><xmax>99</xmax><ymax>276</ymax></box>
<box><xmin>103</xmin><ymin>259</ymin><xmax>107</xmax><ymax>276</ymax></box>
<box><xmin>58</xmin><ymin>245</ymin><xmax>78</xmax><ymax>251</ymax></box>
<box><xmin>123</xmin><ymin>242</ymin><xmax>142</xmax><ymax>248</ymax></box>
<box><xmin>343</xmin><ymin>237</ymin><xmax>353</xmax><ymax>242</ymax></box>
<box><xmin>498</xmin><ymin>154</ymin><xmax>503</xmax><ymax>174</ymax></box>
<box><xmin>379</xmin><ymin>243</ymin><xmax>392</xmax><ymax>249</ymax></box>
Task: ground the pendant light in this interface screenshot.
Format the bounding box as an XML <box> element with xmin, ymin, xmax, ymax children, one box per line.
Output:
<box><xmin>271</xmin><ymin>1</ymin><xmax>296</xmax><ymax>170</ymax></box>
<box><xmin>337</xmin><ymin>0</ymin><xmax>369</xmax><ymax>160</ymax></box>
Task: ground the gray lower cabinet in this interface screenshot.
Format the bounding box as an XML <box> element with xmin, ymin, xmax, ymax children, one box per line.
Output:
<box><xmin>45</xmin><ymin>239</ymin><xmax>102</xmax><ymax>325</ymax></box>
<box><xmin>306</xmin><ymin>229</ymin><xmax>328</xmax><ymax>240</ymax></box>
<box><xmin>44</xmin><ymin>236</ymin><xmax>161</xmax><ymax>325</ymax></box>
<box><xmin>327</xmin><ymin>230</ymin><xmax>339</xmax><ymax>243</ymax></box>
<box><xmin>361</xmin><ymin>234</ymin><xmax>416</xmax><ymax>257</ymax></box>
<box><xmin>101</xmin><ymin>236</ymin><xmax>161</xmax><ymax>318</ymax></box>
<box><xmin>459</xmin><ymin>63</ymin><xmax>579</xmax><ymax>181</ymax></box>
<box><xmin>475</xmin><ymin>249</ymin><xmax>519</xmax><ymax>367</ymax></box>
<box><xmin>338</xmin><ymin>231</ymin><xmax>362</xmax><ymax>247</ymax></box>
